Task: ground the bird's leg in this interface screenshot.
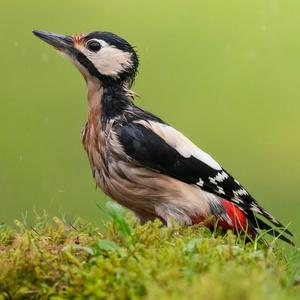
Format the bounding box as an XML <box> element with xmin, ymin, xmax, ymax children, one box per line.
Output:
<box><xmin>155</xmin><ymin>203</ymin><xmax>193</xmax><ymax>226</ymax></box>
<box><xmin>134</xmin><ymin>212</ymin><xmax>160</xmax><ymax>225</ymax></box>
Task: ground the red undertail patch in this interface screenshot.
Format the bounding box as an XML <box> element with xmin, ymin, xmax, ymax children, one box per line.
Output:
<box><xmin>219</xmin><ymin>199</ymin><xmax>251</xmax><ymax>234</ymax></box>
<box><xmin>192</xmin><ymin>199</ymin><xmax>253</xmax><ymax>236</ymax></box>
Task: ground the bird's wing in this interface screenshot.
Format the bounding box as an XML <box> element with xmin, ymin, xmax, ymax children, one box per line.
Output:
<box><xmin>115</xmin><ymin>119</ymin><xmax>293</xmax><ymax>238</ymax></box>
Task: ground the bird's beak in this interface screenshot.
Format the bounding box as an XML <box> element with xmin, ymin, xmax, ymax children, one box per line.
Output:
<box><xmin>32</xmin><ymin>30</ymin><xmax>74</xmax><ymax>53</ymax></box>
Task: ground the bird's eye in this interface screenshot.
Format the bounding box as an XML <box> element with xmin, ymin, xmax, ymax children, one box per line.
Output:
<box><xmin>86</xmin><ymin>40</ymin><xmax>101</xmax><ymax>52</ymax></box>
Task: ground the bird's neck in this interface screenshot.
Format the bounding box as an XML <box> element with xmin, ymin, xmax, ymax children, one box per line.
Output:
<box><xmin>86</xmin><ymin>79</ymin><xmax>132</xmax><ymax>129</ymax></box>
<box><xmin>86</xmin><ymin>79</ymin><xmax>103</xmax><ymax>129</ymax></box>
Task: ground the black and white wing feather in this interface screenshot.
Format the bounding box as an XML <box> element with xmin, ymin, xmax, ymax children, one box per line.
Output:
<box><xmin>114</xmin><ymin>118</ymin><xmax>293</xmax><ymax>241</ymax></box>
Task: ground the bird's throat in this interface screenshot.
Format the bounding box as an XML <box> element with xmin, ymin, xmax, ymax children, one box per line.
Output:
<box><xmin>87</xmin><ymin>79</ymin><xmax>103</xmax><ymax>129</ymax></box>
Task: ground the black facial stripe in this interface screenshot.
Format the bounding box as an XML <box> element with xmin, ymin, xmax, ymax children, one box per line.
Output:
<box><xmin>76</xmin><ymin>51</ymin><xmax>115</xmax><ymax>84</ymax></box>
<box><xmin>77</xmin><ymin>52</ymin><xmax>101</xmax><ymax>78</ymax></box>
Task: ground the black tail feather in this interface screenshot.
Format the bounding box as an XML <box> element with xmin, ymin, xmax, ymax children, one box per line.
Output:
<box><xmin>249</xmin><ymin>214</ymin><xmax>294</xmax><ymax>246</ymax></box>
<box><xmin>256</xmin><ymin>207</ymin><xmax>293</xmax><ymax>237</ymax></box>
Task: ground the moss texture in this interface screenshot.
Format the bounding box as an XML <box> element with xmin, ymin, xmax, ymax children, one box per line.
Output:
<box><xmin>0</xmin><ymin>203</ymin><xmax>299</xmax><ymax>300</ymax></box>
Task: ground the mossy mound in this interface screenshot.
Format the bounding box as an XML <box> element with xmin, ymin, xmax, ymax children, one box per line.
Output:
<box><xmin>0</xmin><ymin>203</ymin><xmax>299</xmax><ymax>299</ymax></box>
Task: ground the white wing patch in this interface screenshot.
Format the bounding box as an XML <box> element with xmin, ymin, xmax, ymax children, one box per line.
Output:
<box><xmin>135</xmin><ymin>120</ymin><xmax>222</xmax><ymax>170</ymax></box>
<box><xmin>233</xmin><ymin>188</ymin><xmax>248</xmax><ymax>197</ymax></box>
<box><xmin>216</xmin><ymin>186</ymin><xmax>225</xmax><ymax>195</ymax></box>
<box><xmin>214</xmin><ymin>171</ymin><xmax>229</xmax><ymax>182</ymax></box>
<box><xmin>197</xmin><ymin>178</ymin><xmax>204</xmax><ymax>187</ymax></box>
<box><xmin>209</xmin><ymin>171</ymin><xmax>229</xmax><ymax>184</ymax></box>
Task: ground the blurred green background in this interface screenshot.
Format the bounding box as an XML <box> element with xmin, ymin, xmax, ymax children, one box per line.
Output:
<box><xmin>0</xmin><ymin>1</ymin><xmax>299</xmax><ymax>239</ymax></box>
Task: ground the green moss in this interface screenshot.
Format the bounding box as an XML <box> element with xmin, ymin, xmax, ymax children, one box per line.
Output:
<box><xmin>0</xmin><ymin>204</ymin><xmax>299</xmax><ymax>300</ymax></box>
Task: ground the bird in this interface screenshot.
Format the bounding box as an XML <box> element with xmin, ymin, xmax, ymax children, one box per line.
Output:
<box><xmin>32</xmin><ymin>29</ymin><xmax>293</xmax><ymax>245</ymax></box>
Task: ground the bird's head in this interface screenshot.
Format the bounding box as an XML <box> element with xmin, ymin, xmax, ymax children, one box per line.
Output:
<box><xmin>32</xmin><ymin>30</ymin><xmax>139</xmax><ymax>87</ymax></box>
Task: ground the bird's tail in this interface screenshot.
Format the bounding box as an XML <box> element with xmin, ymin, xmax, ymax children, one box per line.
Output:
<box><xmin>193</xmin><ymin>199</ymin><xmax>294</xmax><ymax>245</ymax></box>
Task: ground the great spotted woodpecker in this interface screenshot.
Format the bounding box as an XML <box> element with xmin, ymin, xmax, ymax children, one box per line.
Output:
<box><xmin>33</xmin><ymin>30</ymin><xmax>293</xmax><ymax>245</ymax></box>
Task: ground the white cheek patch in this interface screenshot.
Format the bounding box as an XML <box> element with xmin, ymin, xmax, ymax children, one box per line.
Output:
<box><xmin>92</xmin><ymin>46</ymin><xmax>133</xmax><ymax>76</ymax></box>
<box><xmin>75</xmin><ymin>40</ymin><xmax>133</xmax><ymax>77</ymax></box>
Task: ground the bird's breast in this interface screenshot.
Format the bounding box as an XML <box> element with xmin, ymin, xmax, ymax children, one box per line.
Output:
<box><xmin>82</xmin><ymin>122</ymin><xmax>110</xmax><ymax>186</ymax></box>
<box><xmin>81</xmin><ymin>124</ymin><xmax>220</xmax><ymax>224</ymax></box>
